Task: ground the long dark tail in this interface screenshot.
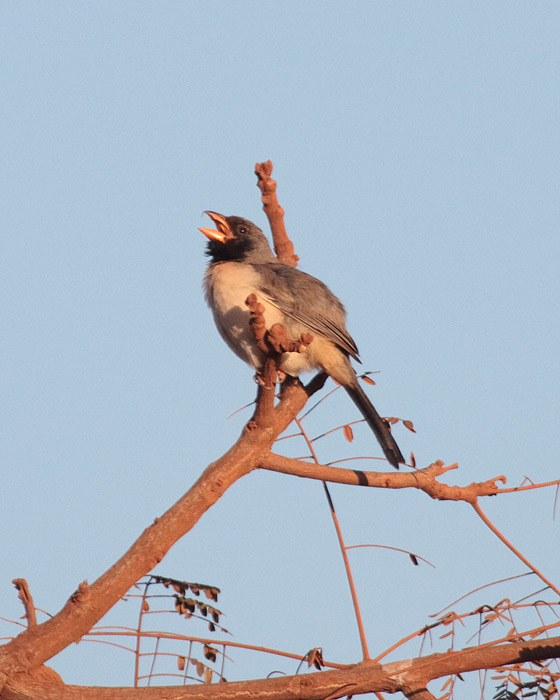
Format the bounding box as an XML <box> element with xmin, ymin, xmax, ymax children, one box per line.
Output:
<box><xmin>344</xmin><ymin>381</ymin><xmax>405</xmax><ymax>469</ymax></box>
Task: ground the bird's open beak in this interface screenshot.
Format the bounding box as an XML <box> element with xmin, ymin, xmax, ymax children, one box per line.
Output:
<box><xmin>198</xmin><ymin>211</ymin><xmax>232</xmax><ymax>243</ymax></box>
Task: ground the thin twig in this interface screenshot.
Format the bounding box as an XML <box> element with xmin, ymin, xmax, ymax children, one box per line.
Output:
<box><xmin>496</xmin><ymin>478</ymin><xmax>560</xmax><ymax>494</ymax></box>
<box><xmin>471</xmin><ymin>500</ymin><xmax>560</xmax><ymax>598</ymax></box>
<box><xmin>295</xmin><ymin>416</ymin><xmax>371</xmax><ymax>661</ymax></box>
<box><xmin>430</xmin><ymin>572</ymin><xmax>533</xmax><ymax>618</ymax></box>
<box><xmin>346</xmin><ymin>543</ymin><xmax>435</xmax><ymax>569</ymax></box>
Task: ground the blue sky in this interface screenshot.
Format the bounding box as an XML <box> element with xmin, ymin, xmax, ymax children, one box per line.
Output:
<box><xmin>1</xmin><ymin>2</ymin><xmax>559</xmax><ymax>694</ymax></box>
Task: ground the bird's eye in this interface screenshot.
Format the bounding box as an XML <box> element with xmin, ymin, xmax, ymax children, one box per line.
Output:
<box><xmin>238</xmin><ymin>226</ymin><xmax>247</xmax><ymax>235</ymax></box>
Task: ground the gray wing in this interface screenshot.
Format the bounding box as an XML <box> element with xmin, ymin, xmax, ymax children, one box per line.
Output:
<box><xmin>252</xmin><ymin>263</ymin><xmax>360</xmax><ymax>362</ymax></box>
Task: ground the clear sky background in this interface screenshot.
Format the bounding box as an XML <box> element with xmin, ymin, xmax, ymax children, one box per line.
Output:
<box><xmin>1</xmin><ymin>2</ymin><xmax>559</xmax><ymax>696</ymax></box>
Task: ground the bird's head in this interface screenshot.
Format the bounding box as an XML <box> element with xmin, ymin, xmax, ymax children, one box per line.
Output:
<box><xmin>199</xmin><ymin>212</ymin><xmax>276</xmax><ymax>263</ymax></box>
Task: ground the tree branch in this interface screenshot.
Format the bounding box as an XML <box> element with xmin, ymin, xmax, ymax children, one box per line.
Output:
<box><xmin>3</xmin><ymin>635</ymin><xmax>560</xmax><ymax>700</ymax></box>
<box><xmin>0</xmin><ymin>367</ymin><xmax>327</xmax><ymax>687</ymax></box>
<box><xmin>259</xmin><ymin>453</ymin><xmax>505</xmax><ymax>502</ymax></box>
<box><xmin>472</xmin><ymin>500</ymin><xmax>560</xmax><ymax>596</ymax></box>
<box><xmin>0</xmin><ymin>406</ymin><xmax>288</xmax><ymax>680</ymax></box>
<box><xmin>255</xmin><ymin>160</ymin><xmax>299</xmax><ymax>267</ymax></box>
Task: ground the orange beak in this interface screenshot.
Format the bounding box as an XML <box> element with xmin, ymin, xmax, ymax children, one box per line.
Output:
<box><xmin>198</xmin><ymin>211</ymin><xmax>233</xmax><ymax>243</ymax></box>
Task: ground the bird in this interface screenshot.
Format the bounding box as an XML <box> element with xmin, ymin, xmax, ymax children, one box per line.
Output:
<box><xmin>199</xmin><ymin>211</ymin><xmax>405</xmax><ymax>469</ymax></box>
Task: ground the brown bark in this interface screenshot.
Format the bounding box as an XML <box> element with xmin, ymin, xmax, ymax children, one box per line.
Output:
<box><xmin>3</xmin><ymin>635</ymin><xmax>560</xmax><ymax>700</ymax></box>
<box><xmin>259</xmin><ymin>454</ymin><xmax>505</xmax><ymax>502</ymax></box>
<box><xmin>255</xmin><ymin>160</ymin><xmax>299</xmax><ymax>267</ymax></box>
<box><xmin>1</xmin><ymin>435</ymin><xmax>259</xmax><ymax>680</ymax></box>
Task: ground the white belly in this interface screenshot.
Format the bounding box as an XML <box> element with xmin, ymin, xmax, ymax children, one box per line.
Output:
<box><xmin>204</xmin><ymin>261</ymin><xmax>320</xmax><ymax>375</ymax></box>
<box><xmin>204</xmin><ymin>262</ymin><xmax>281</xmax><ymax>369</ymax></box>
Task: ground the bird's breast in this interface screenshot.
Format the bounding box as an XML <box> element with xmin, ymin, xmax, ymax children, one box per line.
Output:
<box><xmin>204</xmin><ymin>262</ymin><xmax>284</xmax><ymax>369</ymax></box>
<box><xmin>205</xmin><ymin>262</ymin><xmax>262</xmax><ymax>314</ymax></box>
<box><xmin>203</xmin><ymin>261</ymin><xmax>335</xmax><ymax>378</ymax></box>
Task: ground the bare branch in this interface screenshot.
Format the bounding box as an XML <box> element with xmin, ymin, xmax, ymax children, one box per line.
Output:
<box><xmin>3</xmin><ymin>635</ymin><xmax>560</xmax><ymax>699</ymax></box>
<box><xmin>259</xmin><ymin>454</ymin><xmax>505</xmax><ymax>502</ymax></box>
<box><xmin>0</xmin><ymin>420</ymin><xmax>280</xmax><ymax>677</ymax></box>
<box><xmin>294</xmin><ymin>414</ymin><xmax>371</xmax><ymax>661</ymax></box>
<box><xmin>0</xmin><ymin>363</ymin><xmax>329</xmax><ymax>685</ymax></box>
<box><xmin>254</xmin><ymin>160</ymin><xmax>299</xmax><ymax>267</ymax></box>
<box><xmin>496</xmin><ymin>477</ymin><xmax>560</xmax><ymax>494</ymax></box>
<box><xmin>345</xmin><ymin>544</ymin><xmax>435</xmax><ymax>569</ymax></box>
<box><xmin>472</xmin><ymin>500</ymin><xmax>560</xmax><ymax>597</ymax></box>
<box><xmin>251</xmin><ymin>355</ymin><xmax>278</xmax><ymax>431</ymax></box>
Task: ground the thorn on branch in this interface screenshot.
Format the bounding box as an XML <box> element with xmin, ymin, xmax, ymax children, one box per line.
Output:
<box><xmin>12</xmin><ymin>578</ymin><xmax>37</xmax><ymax>628</ymax></box>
